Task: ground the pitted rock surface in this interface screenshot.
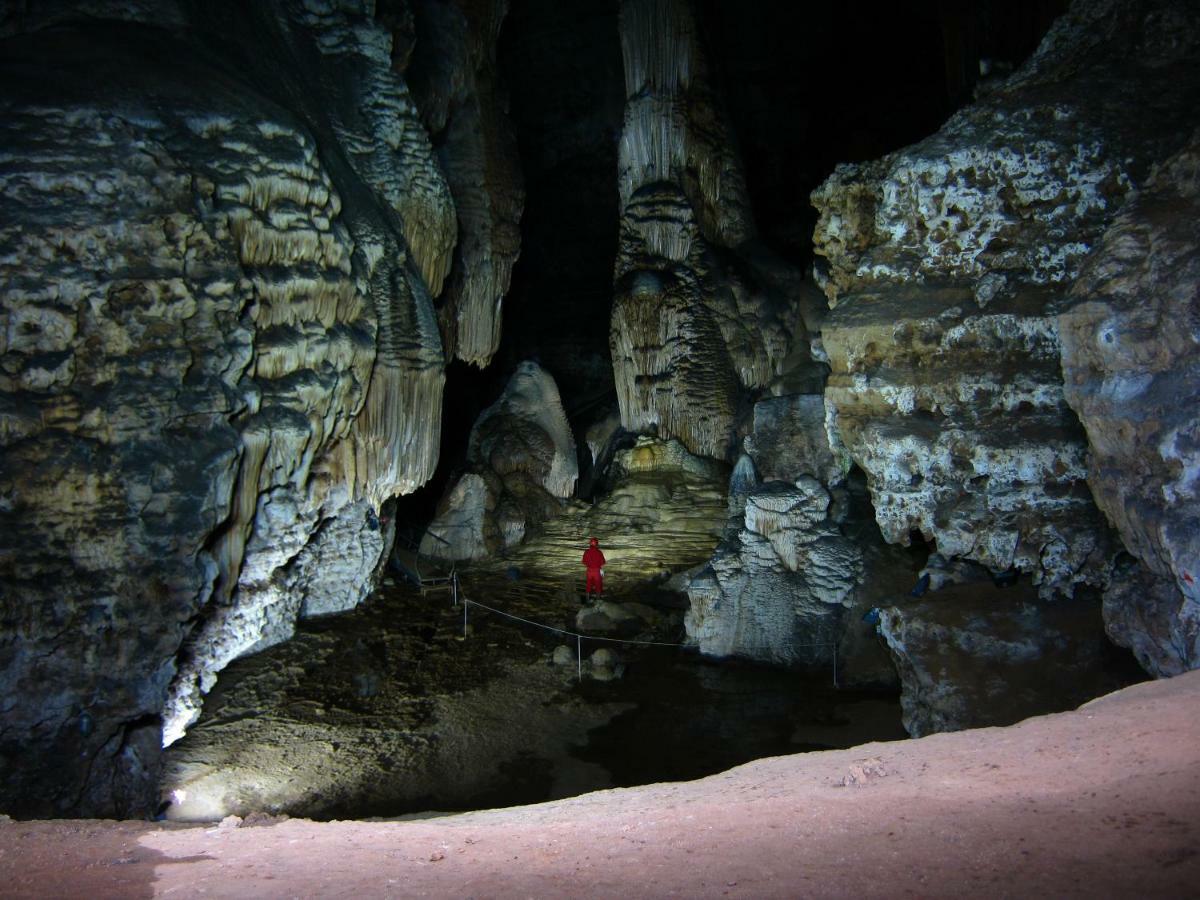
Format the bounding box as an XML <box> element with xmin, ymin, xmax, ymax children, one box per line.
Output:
<box><xmin>811</xmin><ymin>0</ymin><xmax>1200</xmax><ymax>596</ymax></box>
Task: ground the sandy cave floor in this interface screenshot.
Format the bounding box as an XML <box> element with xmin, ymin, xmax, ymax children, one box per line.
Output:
<box><xmin>2</xmin><ymin>671</ymin><xmax>1199</xmax><ymax>898</ymax></box>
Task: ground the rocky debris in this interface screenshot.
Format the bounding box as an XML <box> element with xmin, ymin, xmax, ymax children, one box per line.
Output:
<box><xmin>811</xmin><ymin>0</ymin><xmax>1200</xmax><ymax>597</ymax></box>
<box><xmin>876</xmin><ymin>582</ymin><xmax>1140</xmax><ymax>737</ymax></box>
<box><xmin>0</xmin><ymin>0</ymin><xmax>461</xmax><ymax>816</ymax></box>
<box><xmin>408</xmin><ymin>0</ymin><xmax>524</xmax><ymax>367</ymax></box>
<box><xmin>839</xmin><ymin>757</ymin><xmax>890</xmax><ymax>787</ymax></box>
<box><xmin>575</xmin><ymin>599</ymin><xmax>661</xmax><ymax>636</ymax></box>
<box><xmin>588</xmin><ymin>647</ymin><xmax>625</xmax><ymax>681</ymax></box>
<box><xmin>551</xmin><ymin>645</ymin><xmax>576</xmax><ymax>666</ymax></box>
<box><xmin>609</xmin><ymin>0</ymin><xmax>797</xmax><ymax>462</ymax></box>
<box><xmin>1058</xmin><ymin>131</ymin><xmax>1200</xmax><ymax>675</ymax></box>
<box><xmin>422</xmin><ymin>361</ymin><xmax>577</xmax><ymax>560</ymax></box>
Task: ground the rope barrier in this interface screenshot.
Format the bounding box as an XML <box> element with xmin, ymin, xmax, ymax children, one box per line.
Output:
<box><xmin>449</xmin><ymin>572</ymin><xmax>842</xmax><ymax>686</ymax></box>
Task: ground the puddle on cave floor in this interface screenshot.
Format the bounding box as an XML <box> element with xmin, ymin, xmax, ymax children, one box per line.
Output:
<box><xmin>163</xmin><ymin>577</ymin><xmax>905</xmax><ymax>823</ymax></box>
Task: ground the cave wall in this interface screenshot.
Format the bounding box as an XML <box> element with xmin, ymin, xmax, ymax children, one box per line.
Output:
<box><xmin>811</xmin><ymin>0</ymin><xmax>1200</xmax><ymax>666</ymax></box>
<box><xmin>0</xmin><ymin>0</ymin><xmax>517</xmax><ymax>817</ymax></box>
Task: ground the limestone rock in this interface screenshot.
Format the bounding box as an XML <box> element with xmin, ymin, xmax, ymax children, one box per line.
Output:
<box><xmin>0</xmin><ymin>0</ymin><xmax>457</xmax><ymax>816</ymax></box>
<box><xmin>422</xmin><ymin>361</ymin><xmax>576</xmax><ymax>560</ymax></box>
<box><xmin>610</xmin><ymin>0</ymin><xmax>797</xmax><ymax>461</ymax></box>
<box><xmin>464</xmin><ymin>437</ymin><xmax>728</xmax><ymax>598</ymax></box>
<box><xmin>876</xmin><ymin>584</ymin><xmax>1135</xmax><ymax>736</ymax></box>
<box><xmin>744</xmin><ymin>395</ymin><xmax>843</xmax><ymax>495</ymax></box>
<box><xmin>1059</xmin><ymin>132</ymin><xmax>1200</xmax><ymax>674</ymax></box>
<box><xmin>409</xmin><ymin>0</ymin><xmax>525</xmax><ymax>367</ymax></box>
<box><xmin>686</xmin><ymin>479</ymin><xmax>862</xmax><ymax>668</ymax></box>
<box><xmin>811</xmin><ymin>0</ymin><xmax>1200</xmax><ymax>595</ymax></box>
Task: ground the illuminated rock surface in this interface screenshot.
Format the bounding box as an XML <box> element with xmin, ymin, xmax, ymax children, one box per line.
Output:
<box><xmin>0</xmin><ymin>0</ymin><xmax>477</xmax><ymax>816</ymax></box>
<box><xmin>421</xmin><ymin>361</ymin><xmax>577</xmax><ymax>560</ymax></box>
<box><xmin>811</xmin><ymin>0</ymin><xmax>1200</xmax><ymax>599</ymax></box>
<box><xmin>409</xmin><ymin>0</ymin><xmax>525</xmax><ymax>368</ymax></box>
<box><xmin>609</xmin><ymin>0</ymin><xmax>796</xmax><ymax>461</ymax></box>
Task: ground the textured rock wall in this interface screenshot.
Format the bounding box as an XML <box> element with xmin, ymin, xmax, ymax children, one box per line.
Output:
<box><xmin>610</xmin><ymin>0</ymin><xmax>795</xmax><ymax>461</ymax></box>
<box><xmin>811</xmin><ymin>0</ymin><xmax>1200</xmax><ymax>599</ymax></box>
<box><xmin>0</xmin><ymin>0</ymin><xmax>493</xmax><ymax>816</ymax></box>
<box><xmin>1059</xmin><ymin>131</ymin><xmax>1200</xmax><ymax>675</ymax></box>
<box><xmin>876</xmin><ymin>584</ymin><xmax>1129</xmax><ymax>737</ymax></box>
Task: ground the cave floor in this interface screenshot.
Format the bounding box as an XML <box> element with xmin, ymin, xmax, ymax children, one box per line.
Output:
<box><xmin>161</xmin><ymin>574</ymin><xmax>904</xmax><ymax>821</ymax></box>
<box><xmin>3</xmin><ymin>670</ymin><xmax>1199</xmax><ymax>898</ymax></box>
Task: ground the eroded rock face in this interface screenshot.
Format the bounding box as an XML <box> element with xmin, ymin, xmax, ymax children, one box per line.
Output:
<box><xmin>609</xmin><ymin>0</ymin><xmax>795</xmax><ymax>461</ymax></box>
<box><xmin>0</xmin><ymin>0</ymin><xmax>463</xmax><ymax>816</ymax></box>
<box><xmin>1059</xmin><ymin>132</ymin><xmax>1200</xmax><ymax>675</ymax></box>
<box><xmin>422</xmin><ymin>361</ymin><xmax>577</xmax><ymax>560</ymax></box>
<box><xmin>877</xmin><ymin>584</ymin><xmax>1132</xmax><ymax>736</ymax></box>
<box><xmin>811</xmin><ymin>0</ymin><xmax>1200</xmax><ymax>596</ymax></box>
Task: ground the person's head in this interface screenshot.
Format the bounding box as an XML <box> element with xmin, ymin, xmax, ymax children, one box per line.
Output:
<box><xmin>589</xmin><ymin>537</ymin><xmax>599</xmax><ymax>547</ymax></box>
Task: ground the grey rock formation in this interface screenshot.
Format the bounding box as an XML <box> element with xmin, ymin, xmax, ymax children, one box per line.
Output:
<box><xmin>686</xmin><ymin>478</ymin><xmax>860</xmax><ymax>668</ymax></box>
<box><xmin>0</xmin><ymin>0</ymin><xmax>464</xmax><ymax>816</ymax></box>
<box><xmin>1059</xmin><ymin>132</ymin><xmax>1200</xmax><ymax>675</ymax></box>
<box><xmin>811</xmin><ymin>0</ymin><xmax>1200</xmax><ymax>597</ymax></box>
<box><xmin>876</xmin><ymin>584</ymin><xmax>1131</xmax><ymax>736</ymax></box>
<box><xmin>422</xmin><ymin>361</ymin><xmax>577</xmax><ymax>560</ymax></box>
<box><xmin>409</xmin><ymin>0</ymin><xmax>524</xmax><ymax>367</ymax></box>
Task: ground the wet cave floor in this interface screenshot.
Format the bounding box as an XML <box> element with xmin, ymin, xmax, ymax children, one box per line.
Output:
<box><xmin>163</xmin><ymin>573</ymin><xmax>906</xmax><ymax>823</ymax></box>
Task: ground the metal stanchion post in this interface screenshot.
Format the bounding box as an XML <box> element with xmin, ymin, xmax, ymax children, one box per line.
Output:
<box><xmin>577</xmin><ymin>635</ymin><xmax>582</xmax><ymax>683</ymax></box>
<box><xmin>463</xmin><ymin>600</ymin><xmax>467</xmax><ymax>637</ymax></box>
<box><xmin>832</xmin><ymin>641</ymin><xmax>838</xmax><ymax>688</ymax></box>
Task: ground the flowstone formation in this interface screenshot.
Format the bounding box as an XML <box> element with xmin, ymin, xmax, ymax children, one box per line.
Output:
<box><xmin>609</xmin><ymin>0</ymin><xmax>796</xmax><ymax>461</ymax></box>
<box><xmin>407</xmin><ymin>0</ymin><xmax>525</xmax><ymax>368</ymax></box>
<box><xmin>421</xmin><ymin>361</ymin><xmax>577</xmax><ymax>561</ymax></box>
<box><xmin>811</xmin><ymin>0</ymin><xmax>1200</xmax><ymax>607</ymax></box>
<box><xmin>0</xmin><ymin>0</ymin><xmax>517</xmax><ymax>817</ymax></box>
<box><xmin>1059</xmin><ymin>130</ymin><xmax>1200</xmax><ymax>675</ymax></box>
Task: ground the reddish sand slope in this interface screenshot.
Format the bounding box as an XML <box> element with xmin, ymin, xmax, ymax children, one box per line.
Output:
<box><xmin>2</xmin><ymin>670</ymin><xmax>1198</xmax><ymax>898</ymax></box>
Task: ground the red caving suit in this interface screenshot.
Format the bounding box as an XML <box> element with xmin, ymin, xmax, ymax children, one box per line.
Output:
<box><xmin>582</xmin><ymin>539</ymin><xmax>606</xmax><ymax>596</ymax></box>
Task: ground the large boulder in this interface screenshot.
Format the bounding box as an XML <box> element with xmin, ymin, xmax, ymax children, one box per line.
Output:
<box><xmin>811</xmin><ymin>0</ymin><xmax>1200</xmax><ymax>596</ymax></box>
<box><xmin>421</xmin><ymin>361</ymin><xmax>577</xmax><ymax>560</ymax></box>
<box><xmin>1059</xmin><ymin>131</ymin><xmax>1200</xmax><ymax>675</ymax></box>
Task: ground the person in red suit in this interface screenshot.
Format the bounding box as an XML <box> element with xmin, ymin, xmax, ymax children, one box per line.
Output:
<box><xmin>582</xmin><ymin>537</ymin><xmax>606</xmax><ymax>599</ymax></box>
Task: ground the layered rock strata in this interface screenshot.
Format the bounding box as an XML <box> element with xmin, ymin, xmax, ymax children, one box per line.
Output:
<box><xmin>1059</xmin><ymin>132</ymin><xmax>1200</xmax><ymax>675</ymax></box>
<box><xmin>0</xmin><ymin>0</ymin><xmax>463</xmax><ymax>816</ymax></box>
<box><xmin>811</xmin><ymin>0</ymin><xmax>1200</xmax><ymax>598</ymax></box>
<box><xmin>421</xmin><ymin>361</ymin><xmax>577</xmax><ymax>560</ymax></box>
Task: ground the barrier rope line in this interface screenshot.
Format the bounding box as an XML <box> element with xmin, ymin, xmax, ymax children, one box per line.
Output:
<box><xmin>449</xmin><ymin>572</ymin><xmax>842</xmax><ymax>686</ymax></box>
